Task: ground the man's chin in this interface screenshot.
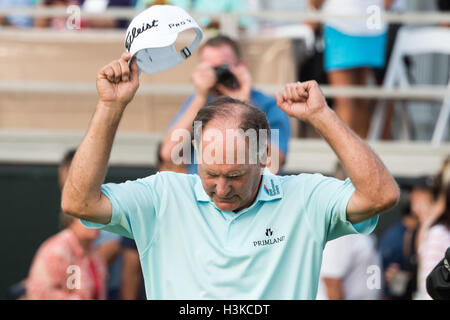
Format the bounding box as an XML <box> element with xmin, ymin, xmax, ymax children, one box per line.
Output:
<box><xmin>214</xmin><ymin>200</ymin><xmax>239</xmax><ymax>212</ymax></box>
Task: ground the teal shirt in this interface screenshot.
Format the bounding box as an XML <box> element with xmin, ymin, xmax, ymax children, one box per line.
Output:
<box><xmin>82</xmin><ymin>169</ymin><xmax>378</xmax><ymax>299</ymax></box>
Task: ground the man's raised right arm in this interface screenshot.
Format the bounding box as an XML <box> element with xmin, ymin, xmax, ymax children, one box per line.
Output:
<box><xmin>61</xmin><ymin>52</ymin><xmax>140</xmax><ymax>224</ymax></box>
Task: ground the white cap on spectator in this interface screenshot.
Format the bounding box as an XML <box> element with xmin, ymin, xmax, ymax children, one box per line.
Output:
<box><xmin>125</xmin><ymin>5</ymin><xmax>203</xmax><ymax>74</ymax></box>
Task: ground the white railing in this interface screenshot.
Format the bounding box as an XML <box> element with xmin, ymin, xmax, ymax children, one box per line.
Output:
<box><xmin>1</xmin><ymin>8</ymin><xmax>450</xmax><ymax>24</ymax></box>
<box><xmin>0</xmin><ymin>129</ymin><xmax>448</xmax><ymax>177</ymax></box>
<box><xmin>1</xmin><ymin>81</ymin><xmax>449</xmax><ymax>101</ymax></box>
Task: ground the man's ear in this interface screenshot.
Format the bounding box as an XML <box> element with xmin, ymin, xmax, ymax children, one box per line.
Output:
<box><xmin>258</xmin><ymin>142</ymin><xmax>270</xmax><ymax>169</ymax></box>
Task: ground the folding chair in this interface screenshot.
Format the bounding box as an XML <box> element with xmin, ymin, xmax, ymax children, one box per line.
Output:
<box><xmin>368</xmin><ymin>26</ymin><xmax>450</xmax><ymax>146</ymax></box>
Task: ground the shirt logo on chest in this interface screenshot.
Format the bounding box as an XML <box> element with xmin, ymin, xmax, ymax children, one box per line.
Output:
<box><xmin>254</xmin><ymin>228</ymin><xmax>285</xmax><ymax>247</ymax></box>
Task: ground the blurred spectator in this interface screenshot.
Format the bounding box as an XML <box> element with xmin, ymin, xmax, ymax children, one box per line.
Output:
<box><xmin>160</xmin><ymin>34</ymin><xmax>291</xmax><ymax>175</ymax></box>
<box><xmin>94</xmin><ymin>231</ymin><xmax>122</xmax><ymax>299</ymax></box>
<box><xmin>135</xmin><ymin>0</ymin><xmax>189</xmax><ymax>11</ymax></box>
<box><xmin>61</xmin><ymin>149</ymin><xmax>123</xmax><ymax>300</ymax></box>
<box><xmin>136</xmin><ymin>0</ymin><xmax>248</xmax><ymax>30</ymax></box>
<box><xmin>0</xmin><ymin>0</ymin><xmax>34</xmax><ymax>28</ymax></box>
<box><xmin>34</xmin><ymin>0</ymin><xmax>83</xmax><ymax>30</ymax></box>
<box><xmin>378</xmin><ymin>178</ymin><xmax>432</xmax><ymax>299</ymax></box>
<box><xmin>316</xmin><ymin>233</ymin><xmax>382</xmax><ymax>299</ymax></box>
<box><xmin>316</xmin><ymin>163</ymin><xmax>383</xmax><ymax>300</ymax></box>
<box><xmin>189</xmin><ymin>0</ymin><xmax>248</xmax><ymax>30</ymax></box>
<box><xmin>437</xmin><ymin>0</ymin><xmax>450</xmax><ymax>27</ymax></box>
<box><xmin>309</xmin><ymin>0</ymin><xmax>388</xmax><ymax>139</ymax></box>
<box><xmin>415</xmin><ymin>156</ymin><xmax>450</xmax><ymax>299</ymax></box>
<box><xmin>26</xmin><ymin>149</ymin><xmax>107</xmax><ymax>299</ymax></box>
<box><xmin>26</xmin><ymin>217</ymin><xmax>107</xmax><ymax>299</ymax></box>
<box><xmin>426</xmin><ymin>246</ymin><xmax>450</xmax><ymax>299</ymax></box>
<box><xmin>374</xmin><ymin>0</ymin><xmax>409</xmax><ymax>140</ymax></box>
<box><xmin>80</xmin><ymin>0</ymin><xmax>135</xmax><ymax>29</ymax></box>
<box><xmin>34</xmin><ymin>0</ymin><xmax>134</xmax><ymax>30</ymax></box>
<box><xmin>120</xmin><ymin>237</ymin><xmax>146</xmax><ymax>299</ymax></box>
<box><xmin>250</xmin><ymin>0</ymin><xmax>308</xmax><ymax>33</ymax></box>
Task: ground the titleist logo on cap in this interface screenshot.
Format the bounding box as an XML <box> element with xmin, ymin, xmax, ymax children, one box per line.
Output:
<box><xmin>125</xmin><ymin>19</ymin><xmax>159</xmax><ymax>51</ymax></box>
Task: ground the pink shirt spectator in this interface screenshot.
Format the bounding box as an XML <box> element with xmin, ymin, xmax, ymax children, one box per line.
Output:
<box><xmin>26</xmin><ymin>229</ymin><xmax>107</xmax><ymax>300</ymax></box>
<box><xmin>416</xmin><ymin>224</ymin><xmax>450</xmax><ymax>300</ymax></box>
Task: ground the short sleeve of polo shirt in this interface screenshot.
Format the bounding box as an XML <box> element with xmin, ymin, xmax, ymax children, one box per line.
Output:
<box><xmin>300</xmin><ymin>173</ymin><xmax>378</xmax><ymax>243</ymax></box>
<box><xmin>80</xmin><ymin>175</ymin><xmax>158</xmax><ymax>247</ymax></box>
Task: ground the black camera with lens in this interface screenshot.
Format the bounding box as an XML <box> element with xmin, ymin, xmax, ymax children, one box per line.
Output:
<box><xmin>213</xmin><ymin>64</ymin><xmax>240</xmax><ymax>90</ymax></box>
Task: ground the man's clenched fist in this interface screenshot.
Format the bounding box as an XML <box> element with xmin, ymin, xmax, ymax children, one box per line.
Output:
<box><xmin>96</xmin><ymin>52</ymin><xmax>140</xmax><ymax>109</ymax></box>
<box><xmin>275</xmin><ymin>81</ymin><xmax>329</xmax><ymax>122</ymax></box>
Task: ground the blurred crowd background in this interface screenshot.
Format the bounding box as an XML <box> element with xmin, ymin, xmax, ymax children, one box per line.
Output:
<box><xmin>0</xmin><ymin>0</ymin><xmax>450</xmax><ymax>300</ymax></box>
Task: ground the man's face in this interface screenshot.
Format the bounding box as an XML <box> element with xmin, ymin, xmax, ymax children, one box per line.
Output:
<box><xmin>200</xmin><ymin>44</ymin><xmax>239</xmax><ymax>68</ymax></box>
<box><xmin>196</xmin><ymin>119</ymin><xmax>264</xmax><ymax>212</ymax></box>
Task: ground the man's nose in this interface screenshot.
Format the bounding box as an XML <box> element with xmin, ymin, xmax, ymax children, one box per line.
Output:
<box><xmin>215</xmin><ymin>178</ymin><xmax>231</xmax><ymax>197</ymax></box>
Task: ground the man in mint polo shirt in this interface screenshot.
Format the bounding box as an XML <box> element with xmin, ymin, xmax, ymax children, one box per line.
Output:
<box><xmin>61</xmin><ymin>52</ymin><xmax>400</xmax><ymax>299</ymax></box>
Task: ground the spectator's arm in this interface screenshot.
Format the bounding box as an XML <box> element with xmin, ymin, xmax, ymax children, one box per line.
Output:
<box><xmin>323</xmin><ymin>277</ymin><xmax>345</xmax><ymax>300</ymax></box>
<box><xmin>120</xmin><ymin>248</ymin><xmax>143</xmax><ymax>300</ymax></box>
<box><xmin>26</xmin><ymin>247</ymin><xmax>83</xmax><ymax>300</ymax></box>
<box><xmin>160</xmin><ymin>62</ymin><xmax>216</xmax><ymax>163</ymax></box>
<box><xmin>160</xmin><ymin>94</ymin><xmax>207</xmax><ymax>163</ymax></box>
<box><xmin>309</xmin><ymin>0</ymin><xmax>325</xmax><ymax>9</ymax></box>
<box><xmin>97</xmin><ymin>240</ymin><xmax>121</xmax><ymax>266</ymax></box>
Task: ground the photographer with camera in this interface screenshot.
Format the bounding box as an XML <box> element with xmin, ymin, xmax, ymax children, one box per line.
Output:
<box><xmin>160</xmin><ymin>35</ymin><xmax>291</xmax><ymax>174</ymax></box>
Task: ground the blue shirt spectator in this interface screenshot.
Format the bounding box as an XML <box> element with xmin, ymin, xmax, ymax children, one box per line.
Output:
<box><xmin>0</xmin><ymin>0</ymin><xmax>33</xmax><ymax>27</ymax></box>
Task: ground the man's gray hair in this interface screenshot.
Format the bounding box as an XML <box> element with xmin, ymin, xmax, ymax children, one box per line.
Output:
<box><xmin>193</xmin><ymin>96</ymin><xmax>271</xmax><ymax>163</ymax></box>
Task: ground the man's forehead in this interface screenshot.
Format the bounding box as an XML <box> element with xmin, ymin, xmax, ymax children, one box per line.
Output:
<box><xmin>201</xmin><ymin>163</ymin><xmax>249</xmax><ymax>176</ymax></box>
<box><xmin>194</xmin><ymin>115</ymin><xmax>266</xmax><ymax>167</ymax></box>
<box><xmin>200</xmin><ymin>127</ymin><xmax>250</xmax><ymax>159</ymax></box>
<box><xmin>201</xmin><ymin>126</ymin><xmax>248</xmax><ymax>143</ymax></box>
<box><xmin>201</xmin><ymin>118</ymin><xmax>247</xmax><ymax>143</ymax></box>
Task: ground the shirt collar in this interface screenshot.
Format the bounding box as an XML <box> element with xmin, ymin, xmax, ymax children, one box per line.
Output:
<box><xmin>193</xmin><ymin>167</ymin><xmax>283</xmax><ymax>203</ymax></box>
<box><xmin>194</xmin><ymin>177</ymin><xmax>210</xmax><ymax>202</ymax></box>
<box><xmin>256</xmin><ymin>167</ymin><xmax>283</xmax><ymax>202</ymax></box>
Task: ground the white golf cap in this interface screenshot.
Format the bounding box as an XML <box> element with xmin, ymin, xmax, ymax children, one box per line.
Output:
<box><xmin>125</xmin><ymin>5</ymin><xmax>203</xmax><ymax>74</ymax></box>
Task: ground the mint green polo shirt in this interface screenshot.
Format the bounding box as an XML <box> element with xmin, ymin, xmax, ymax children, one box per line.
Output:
<box><xmin>81</xmin><ymin>169</ymin><xmax>378</xmax><ymax>299</ymax></box>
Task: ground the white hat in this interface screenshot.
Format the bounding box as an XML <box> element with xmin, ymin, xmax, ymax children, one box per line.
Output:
<box><xmin>125</xmin><ymin>5</ymin><xmax>203</xmax><ymax>74</ymax></box>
